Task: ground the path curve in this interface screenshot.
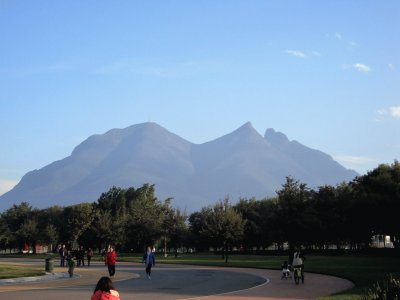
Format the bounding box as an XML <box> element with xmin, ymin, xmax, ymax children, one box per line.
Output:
<box><xmin>0</xmin><ymin>259</ymin><xmax>354</xmax><ymax>299</ymax></box>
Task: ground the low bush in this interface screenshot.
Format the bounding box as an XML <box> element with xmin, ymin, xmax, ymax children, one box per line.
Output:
<box><xmin>362</xmin><ymin>275</ymin><xmax>400</xmax><ymax>300</ymax></box>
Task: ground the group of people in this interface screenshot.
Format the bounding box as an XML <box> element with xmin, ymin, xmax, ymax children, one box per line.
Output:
<box><xmin>281</xmin><ymin>249</ymin><xmax>305</xmax><ymax>283</ymax></box>
<box><xmin>69</xmin><ymin>246</ymin><xmax>305</xmax><ymax>299</ymax></box>
<box><xmin>56</xmin><ymin>244</ymin><xmax>156</xmax><ymax>298</ymax></box>
<box><xmin>57</xmin><ymin>244</ymin><xmax>95</xmax><ymax>277</ymax></box>
<box><xmin>92</xmin><ymin>246</ymin><xmax>155</xmax><ymax>299</ymax></box>
<box><xmin>101</xmin><ymin>245</ymin><xmax>155</xmax><ymax>279</ymax></box>
<box><xmin>58</xmin><ymin>244</ymin><xmax>94</xmax><ymax>268</ymax></box>
<box><xmin>91</xmin><ymin>246</ymin><xmax>156</xmax><ymax>300</ymax></box>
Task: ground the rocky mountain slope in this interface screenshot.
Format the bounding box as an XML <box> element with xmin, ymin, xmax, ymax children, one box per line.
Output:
<box><xmin>0</xmin><ymin>122</ymin><xmax>358</xmax><ymax>211</ymax></box>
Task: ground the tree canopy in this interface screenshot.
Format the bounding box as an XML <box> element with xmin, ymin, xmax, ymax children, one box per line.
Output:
<box><xmin>0</xmin><ymin>161</ymin><xmax>399</xmax><ymax>253</ymax></box>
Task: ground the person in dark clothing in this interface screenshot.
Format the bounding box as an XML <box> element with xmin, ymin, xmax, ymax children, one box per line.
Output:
<box><xmin>142</xmin><ymin>246</ymin><xmax>155</xmax><ymax>279</ymax></box>
<box><xmin>76</xmin><ymin>246</ymin><xmax>85</xmax><ymax>267</ymax></box>
<box><xmin>87</xmin><ymin>247</ymin><xmax>94</xmax><ymax>267</ymax></box>
<box><xmin>59</xmin><ymin>244</ymin><xmax>67</xmax><ymax>267</ymax></box>
<box><xmin>66</xmin><ymin>250</ymin><xmax>76</xmax><ymax>278</ymax></box>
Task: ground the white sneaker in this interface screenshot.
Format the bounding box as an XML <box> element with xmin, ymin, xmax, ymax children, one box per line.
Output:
<box><xmin>147</xmin><ymin>275</ymin><xmax>151</xmax><ymax>279</ymax></box>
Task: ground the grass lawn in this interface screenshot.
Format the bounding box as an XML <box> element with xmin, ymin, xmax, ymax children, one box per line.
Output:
<box><xmin>0</xmin><ymin>263</ymin><xmax>44</xmax><ymax>279</ymax></box>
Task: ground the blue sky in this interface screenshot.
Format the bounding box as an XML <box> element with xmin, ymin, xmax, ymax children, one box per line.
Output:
<box><xmin>1</xmin><ymin>1</ymin><xmax>399</xmax><ymax>196</ymax></box>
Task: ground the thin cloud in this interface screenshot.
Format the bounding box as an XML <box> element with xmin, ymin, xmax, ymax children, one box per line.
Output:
<box><xmin>285</xmin><ymin>50</ymin><xmax>306</xmax><ymax>58</ymax></box>
<box><xmin>388</xmin><ymin>63</ymin><xmax>395</xmax><ymax>71</ymax></box>
<box><xmin>335</xmin><ymin>155</ymin><xmax>377</xmax><ymax>165</ymax></box>
<box><xmin>376</xmin><ymin>109</ymin><xmax>387</xmax><ymax>115</ymax></box>
<box><xmin>353</xmin><ymin>63</ymin><xmax>371</xmax><ymax>73</ymax></box>
<box><xmin>389</xmin><ymin>106</ymin><xmax>400</xmax><ymax>118</ymax></box>
<box><xmin>375</xmin><ymin>106</ymin><xmax>400</xmax><ymax>120</ymax></box>
<box><xmin>349</xmin><ymin>41</ymin><xmax>357</xmax><ymax>47</ymax></box>
<box><xmin>334</xmin><ymin>155</ymin><xmax>378</xmax><ymax>174</ymax></box>
<box><xmin>335</xmin><ymin>32</ymin><xmax>342</xmax><ymax>39</ymax></box>
<box><xmin>343</xmin><ymin>63</ymin><xmax>371</xmax><ymax>73</ymax></box>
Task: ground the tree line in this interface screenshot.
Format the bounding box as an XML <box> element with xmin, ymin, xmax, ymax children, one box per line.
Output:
<box><xmin>0</xmin><ymin>161</ymin><xmax>399</xmax><ymax>254</ymax></box>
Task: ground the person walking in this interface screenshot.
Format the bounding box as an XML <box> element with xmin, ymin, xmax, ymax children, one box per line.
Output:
<box><xmin>59</xmin><ymin>244</ymin><xmax>67</xmax><ymax>267</ymax></box>
<box><xmin>105</xmin><ymin>246</ymin><xmax>117</xmax><ymax>278</ymax></box>
<box><xmin>142</xmin><ymin>246</ymin><xmax>155</xmax><ymax>279</ymax></box>
<box><xmin>77</xmin><ymin>245</ymin><xmax>85</xmax><ymax>267</ymax></box>
<box><xmin>66</xmin><ymin>250</ymin><xmax>76</xmax><ymax>278</ymax></box>
<box><xmin>91</xmin><ymin>276</ymin><xmax>120</xmax><ymax>300</ymax></box>
<box><xmin>87</xmin><ymin>247</ymin><xmax>94</xmax><ymax>267</ymax></box>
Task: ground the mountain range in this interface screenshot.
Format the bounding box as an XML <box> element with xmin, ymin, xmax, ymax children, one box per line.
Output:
<box><xmin>0</xmin><ymin>122</ymin><xmax>358</xmax><ymax>211</ymax></box>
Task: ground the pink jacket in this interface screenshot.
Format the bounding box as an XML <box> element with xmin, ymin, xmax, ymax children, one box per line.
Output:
<box><xmin>91</xmin><ymin>289</ymin><xmax>120</xmax><ymax>300</ymax></box>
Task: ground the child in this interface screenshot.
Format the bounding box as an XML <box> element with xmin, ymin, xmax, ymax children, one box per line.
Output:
<box><xmin>281</xmin><ymin>260</ymin><xmax>290</xmax><ymax>279</ymax></box>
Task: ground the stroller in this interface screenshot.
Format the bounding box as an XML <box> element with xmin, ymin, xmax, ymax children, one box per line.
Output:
<box><xmin>281</xmin><ymin>260</ymin><xmax>292</xmax><ymax>279</ymax></box>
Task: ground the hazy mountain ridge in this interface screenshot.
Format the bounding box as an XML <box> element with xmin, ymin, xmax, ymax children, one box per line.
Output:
<box><xmin>0</xmin><ymin>122</ymin><xmax>358</xmax><ymax>211</ymax></box>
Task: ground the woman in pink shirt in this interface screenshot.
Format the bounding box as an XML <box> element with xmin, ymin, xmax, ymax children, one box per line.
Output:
<box><xmin>91</xmin><ymin>276</ymin><xmax>120</xmax><ymax>300</ymax></box>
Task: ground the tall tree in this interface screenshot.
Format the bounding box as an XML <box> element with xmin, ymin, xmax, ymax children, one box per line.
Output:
<box><xmin>234</xmin><ymin>198</ymin><xmax>263</xmax><ymax>250</ymax></box>
<box><xmin>187</xmin><ymin>211</ymin><xmax>210</xmax><ymax>251</ymax></box>
<box><xmin>16</xmin><ymin>217</ymin><xmax>39</xmax><ymax>253</ymax></box>
<box><xmin>42</xmin><ymin>224</ymin><xmax>59</xmax><ymax>252</ymax></box>
<box><xmin>164</xmin><ymin>205</ymin><xmax>188</xmax><ymax>257</ymax></box>
<box><xmin>62</xmin><ymin>203</ymin><xmax>95</xmax><ymax>244</ymax></box>
<box><xmin>275</xmin><ymin>176</ymin><xmax>312</xmax><ymax>249</ymax></box>
<box><xmin>125</xmin><ymin>184</ymin><xmax>164</xmax><ymax>250</ymax></box>
<box><xmin>354</xmin><ymin>160</ymin><xmax>400</xmax><ymax>247</ymax></box>
<box><xmin>84</xmin><ymin>209</ymin><xmax>113</xmax><ymax>251</ymax></box>
<box><xmin>201</xmin><ymin>198</ymin><xmax>245</xmax><ymax>263</ymax></box>
<box><xmin>2</xmin><ymin>202</ymin><xmax>34</xmax><ymax>251</ymax></box>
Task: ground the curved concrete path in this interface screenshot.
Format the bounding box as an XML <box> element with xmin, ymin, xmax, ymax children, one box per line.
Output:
<box><xmin>0</xmin><ymin>259</ymin><xmax>353</xmax><ymax>299</ymax></box>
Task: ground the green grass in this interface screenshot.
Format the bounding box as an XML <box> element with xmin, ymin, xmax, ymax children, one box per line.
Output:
<box><xmin>0</xmin><ymin>264</ymin><xmax>45</xmax><ymax>279</ymax></box>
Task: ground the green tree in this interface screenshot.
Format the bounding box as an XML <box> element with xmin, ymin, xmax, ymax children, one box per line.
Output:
<box><xmin>275</xmin><ymin>176</ymin><xmax>313</xmax><ymax>249</ymax></box>
<box><xmin>354</xmin><ymin>161</ymin><xmax>400</xmax><ymax>247</ymax></box>
<box><xmin>62</xmin><ymin>203</ymin><xmax>95</xmax><ymax>244</ymax></box>
<box><xmin>234</xmin><ymin>198</ymin><xmax>263</xmax><ymax>250</ymax></box>
<box><xmin>125</xmin><ymin>184</ymin><xmax>164</xmax><ymax>250</ymax></box>
<box><xmin>16</xmin><ymin>217</ymin><xmax>39</xmax><ymax>253</ymax></box>
<box><xmin>39</xmin><ymin>206</ymin><xmax>64</xmax><ymax>246</ymax></box>
<box><xmin>187</xmin><ymin>211</ymin><xmax>210</xmax><ymax>251</ymax></box>
<box><xmin>0</xmin><ymin>216</ymin><xmax>12</xmax><ymax>251</ymax></box>
<box><xmin>85</xmin><ymin>209</ymin><xmax>113</xmax><ymax>251</ymax></box>
<box><xmin>97</xmin><ymin>186</ymin><xmax>126</xmax><ymax>216</ymax></box>
<box><xmin>1</xmin><ymin>202</ymin><xmax>34</xmax><ymax>251</ymax></box>
<box><xmin>309</xmin><ymin>184</ymin><xmax>353</xmax><ymax>249</ymax></box>
<box><xmin>258</xmin><ymin>198</ymin><xmax>281</xmax><ymax>250</ymax></box>
<box><xmin>162</xmin><ymin>204</ymin><xmax>188</xmax><ymax>257</ymax></box>
<box><xmin>201</xmin><ymin>198</ymin><xmax>245</xmax><ymax>263</ymax></box>
<box><xmin>42</xmin><ymin>224</ymin><xmax>59</xmax><ymax>251</ymax></box>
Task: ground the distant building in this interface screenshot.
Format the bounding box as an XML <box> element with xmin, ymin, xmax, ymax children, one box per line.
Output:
<box><xmin>370</xmin><ymin>235</ymin><xmax>393</xmax><ymax>248</ymax></box>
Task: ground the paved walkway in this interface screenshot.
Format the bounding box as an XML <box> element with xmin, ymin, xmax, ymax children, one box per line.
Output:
<box><xmin>0</xmin><ymin>259</ymin><xmax>354</xmax><ymax>299</ymax></box>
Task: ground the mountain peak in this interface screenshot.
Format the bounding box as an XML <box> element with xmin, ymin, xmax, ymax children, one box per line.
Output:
<box><xmin>241</xmin><ymin>121</ymin><xmax>254</xmax><ymax>129</ymax></box>
<box><xmin>0</xmin><ymin>122</ymin><xmax>358</xmax><ymax>211</ymax></box>
<box><xmin>264</xmin><ymin>128</ymin><xmax>290</xmax><ymax>145</ymax></box>
<box><xmin>233</xmin><ymin>122</ymin><xmax>261</xmax><ymax>136</ymax></box>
